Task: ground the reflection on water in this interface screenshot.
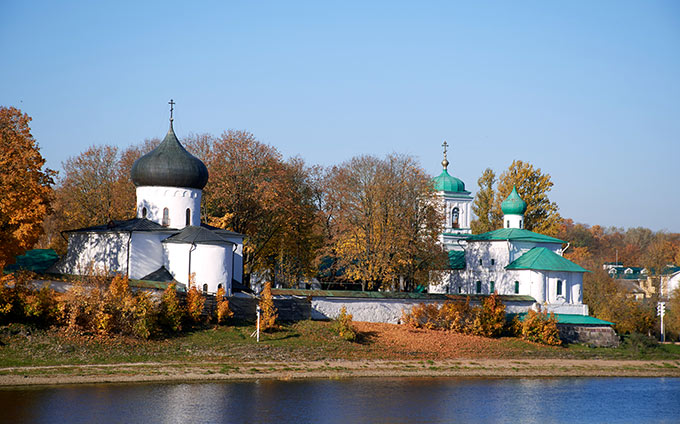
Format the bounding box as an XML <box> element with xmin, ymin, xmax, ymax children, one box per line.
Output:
<box><xmin>0</xmin><ymin>377</ymin><xmax>679</xmax><ymax>424</ymax></box>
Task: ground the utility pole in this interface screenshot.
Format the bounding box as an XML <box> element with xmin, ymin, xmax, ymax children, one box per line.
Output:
<box><xmin>657</xmin><ymin>302</ymin><xmax>666</xmax><ymax>343</ymax></box>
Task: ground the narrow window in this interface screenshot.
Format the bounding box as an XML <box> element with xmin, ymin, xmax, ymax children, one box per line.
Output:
<box><xmin>452</xmin><ymin>207</ymin><xmax>460</xmax><ymax>229</ymax></box>
<box><xmin>514</xmin><ymin>281</ymin><xmax>520</xmax><ymax>294</ymax></box>
<box><xmin>478</xmin><ymin>259</ymin><xmax>483</xmax><ymax>266</ymax></box>
<box><xmin>491</xmin><ymin>259</ymin><xmax>495</xmax><ymax>266</ymax></box>
<box><xmin>476</xmin><ymin>281</ymin><xmax>482</xmax><ymax>294</ymax></box>
<box><xmin>142</xmin><ymin>207</ymin><xmax>147</xmax><ymax>218</ymax></box>
<box><xmin>557</xmin><ymin>280</ymin><xmax>563</xmax><ymax>296</ymax></box>
<box><xmin>519</xmin><ymin>220</ymin><xmax>523</xmax><ymax>229</ymax></box>
<box><xmin>506</xmin><ymin>220</ymin><xmax>510</xmax><ymax>228</ymax></box>
<box><xmin>162</xmin><ymin>208</ymin><xmax>170</xmax><ymax>227</ymax></box>
<box><xmin>457</xmin><ymin>286</ymin><xmax>462</xmax><ymax>294</ymax></box>
<box><xmin>218</xmin><ymin>283</ymin><xmax>223</xmax><ymax>290</ymax></box>
<box><xmin>186</xmin><ymin>208</ymin><xmax>191</xmax><ymax>226</ymax></box>
<box><xmin>203</xmin><ymin>283</ymin><xmax>208</xmax><ymax>293</ymax></box>
<box><xmin>490</xmin><ymin>281</ymin><xmax>495</xmax><ymax>294</ymax></box>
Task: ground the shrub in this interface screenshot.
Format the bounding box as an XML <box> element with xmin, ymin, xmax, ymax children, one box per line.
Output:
<box><xmin>158</xmin><ymin>282</ymin><xmax>183</xmax><ymax>332</ymax></box>
<box><xmin>259</xmin><ymin>281</ymin><xmax>278</xmax><ymax>331</ymax></box>
<box><xmin>332</xmin><ymin>305</ymin><xmax>357</xmax><ymax>341</ymax></box>
<box><xmin>186</xmin><ymin>285</ymin><xmax>205</xmax><ymax>325</ymax></box>
<box><xmin>216</xmin><ymin>287</ymin><xmax>233</xmax><ymax>324</ymax></box>
<box><xmin>521</xmin><ymin>310</ymin><xmax>561</xmax><ymax>346</ymax></box>
<box><xmin>473</xmin><ymin>293</ymin><xmax>506</xmax><ymax>337</ymax></box>
<box><xmin>403</xmin><ymin>298</ymin><xmax>481</xmax><ymax>335</ymax></box>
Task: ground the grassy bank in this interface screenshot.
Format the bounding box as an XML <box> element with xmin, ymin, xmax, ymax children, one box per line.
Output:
<box><xmin>1</xmin><ymin>320</ymin><xmax>679</xmax><ymax>385</ymax></box>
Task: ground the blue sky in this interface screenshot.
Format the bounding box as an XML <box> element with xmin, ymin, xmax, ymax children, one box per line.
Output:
<box><xmin>1</xmin><ymin>1</ymin><xmax>679</xmax><ymax>231</ymax></box>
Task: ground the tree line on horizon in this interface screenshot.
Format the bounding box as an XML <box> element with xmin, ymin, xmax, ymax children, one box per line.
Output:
<box><xmin>3</xmin><ymin>105</ymin><xmax>680</xmax><ymax>338</ymax></box>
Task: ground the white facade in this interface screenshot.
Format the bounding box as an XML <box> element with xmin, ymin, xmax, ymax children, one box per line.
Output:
<box><xmin>504</xmin><ymin>213</ymin><xmax>524</xmax><ymax>229</ymax></box>
<box><xmin>136</xmin><ymin>186</ymin><xmax>202</xmax><ymax>229</ymax></box>
<box><xmin>438</xmin><ymin>191</ymin><xmax>473</xmax><ymax>250</ymax></box>
<box><xmin>163</xmin><ymin>242</ymin><xmax>234</xmax><ymax>294</ymax></box>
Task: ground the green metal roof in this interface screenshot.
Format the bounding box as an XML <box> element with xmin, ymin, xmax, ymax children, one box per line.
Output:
<box><xmin>501</xmin><ymin>185</ymin><xmax>527</xmax><ymax>215</ymax></box>
<box><xmin>516</xmin><ymin>312</ymin><xmax>614</xmax><ymax>326</ymax></box>
<box><xmin>271</xmin><ymin>288</ymin><xmax>535</xmax><ymax>302</ymax></box>
<box><xmin>506</xmin><ymin>247</ymin><xmax>588</xmax><ymax>273</ymax></box>
<box><xmin>467</xmin><ymin>228</ymin><xmax>565</xmax><ymax>244</ymax></box>
<box><xmin>432</xmin><ymin>169</ymin><xmax>469</xmax><ymax>194</ymax></box>
<box><xmin>448</xmin><ymin>250</ymin><xmax>466</xmax><ymax>270</ymax></box>
<box><xmin>4</xmin><ymin>249</ymin><xmax>59</xmax><ymax>274</ymax></box>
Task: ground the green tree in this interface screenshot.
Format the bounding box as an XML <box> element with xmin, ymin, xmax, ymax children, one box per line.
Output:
<box><xmin>494</xmin><ymin>160</ymin><xmax>561</xmax><ymax>235</ymax></box>
<box><xmin>0</xmin><ymin>107</ymin><xmax>55</xmax><ymax>270</ymax></box>
<box><xmin>471</xmin><ymin>168</ymin><xmax>497</xmax><ymax>234</ymax></box>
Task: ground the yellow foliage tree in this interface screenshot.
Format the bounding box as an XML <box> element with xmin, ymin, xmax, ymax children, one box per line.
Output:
<box><xmin>0</xmin><ymin>106</ymin><xmax>55</xmax><ymax>270</ymax></box>
<box><xmin>216</xmin><ymin>287</ymin><xmax>233</xmax><ymax>324</ymax></box>
<box><xmin>186</xmin><ymin>274</ymin><xmax>205</xmax><ymax>325</ymax></box>
<box><xmin>493</xmin><ymin>160</ymin><xmax>562</xmax><ymax>236</ymax></box>
<box><xmin>259</xmin><ymin>281</ymin><xmax>278</xmax><ymax>331</ymax></box>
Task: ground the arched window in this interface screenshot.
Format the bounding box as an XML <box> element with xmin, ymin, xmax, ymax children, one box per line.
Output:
<box><xmin>514</xmin><ymin>281</ymin><xmax>520</xmax><ymax>294</ymax></box>
<box><xmin>218</xmin><ymin>283</ymin><xmax>222</xmax><ymax>289</ymax></box>
<box><xmin>557</xmin><ymin>280</ymin><xmax>563</xmax><ymax>296</ymax></box>
<box><xmin>203</xmin><ymin>283</ymin><xmax>208</xmax><ymax>293</ymax></box>
<box><xmin>489</xmin><ymin>281</ymin><xmax>495</xmax><ymax>294</ymax></box>
<box><xmin>186</xmin><ymin>208</ymin><xmax>191</xmax><ymax>226</ymax></box>
<box><xmin>476</xmin><ymin>281</ymin><xmax>482</xmax><ymax>294</ymax></box>
<box><xmin>142</xmin><ymin>207</ymin><xmax>147</xmax><ymax>218</ymax></box>
<box><xmin>451</xmin><ymin>207</ymin><xmax>460</xmax><ymax>229</ymax></box>
<box><xmin>162</xmin><ymin>207</ymin><xmax>170</xmax><ymax>227</ymax></box>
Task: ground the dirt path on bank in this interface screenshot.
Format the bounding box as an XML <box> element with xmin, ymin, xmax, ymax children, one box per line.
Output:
<box><xmin>1</xmin><ymin>358</ymin><xmax>679</xmax><ymax>387</ymax></box>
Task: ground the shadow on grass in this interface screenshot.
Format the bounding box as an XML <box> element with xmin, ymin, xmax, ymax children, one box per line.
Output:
<box><xmin>355</xmin><ymin>330</ymin><xmax>378</xmax><ymax>345</ymax></box>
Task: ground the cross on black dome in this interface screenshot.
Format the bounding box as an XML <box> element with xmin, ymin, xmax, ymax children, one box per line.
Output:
<box><xmin>130</xmin><ymin>103</ymin><xmax>208</xmax><ymax>189</ymax></box>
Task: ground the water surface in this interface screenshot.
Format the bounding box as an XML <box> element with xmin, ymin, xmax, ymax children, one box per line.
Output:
<box><xmin>1</xmin><ymin>377</ymin><xmax>678</xmax><ymax>424</ymax></box>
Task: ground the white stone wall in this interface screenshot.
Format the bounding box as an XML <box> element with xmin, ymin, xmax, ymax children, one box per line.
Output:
<box><xmin>128</xmin><ymin>232</ymin><xmax>169</xmax><ymax>279</ymax></box>
<box><xmin>503</xmin><ymin>213</ymin><xmax>523</xmax><ymax>229</ymax></box>
<box><xmin>136</xmin><ymin>186</ymin><xmax>202</xmax><ymax>229</ymax></box>
<box><xmin>56</xmin><ymin>232</ymin><xmax>130</xmax><ymax>275</ymax></box>
<box><xmin>310</xmin><ymin>297</ymin><xmax>535</xmax><ymax>323</ymax></box>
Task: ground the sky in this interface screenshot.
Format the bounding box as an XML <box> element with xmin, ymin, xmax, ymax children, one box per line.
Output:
<box><xmin>1</xmin><ymin>1</ymin><xmax>679</xmax><ymax>232</ymax></box>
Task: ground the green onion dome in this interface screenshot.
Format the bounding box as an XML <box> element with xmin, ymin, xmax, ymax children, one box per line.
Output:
<box><xmin>433</xmin><ymin>169</ymin><xmax>466</xmax><ymax>193</ymax></box>
<box><xmin>501</xmin><ymin>185</ymin><xmax>527</xmax><ymax>215</ymax></box>
<box><xmin>131</xmin><ymin>124</ymin><xmax>209</xmax><ymax>189</ymax></box>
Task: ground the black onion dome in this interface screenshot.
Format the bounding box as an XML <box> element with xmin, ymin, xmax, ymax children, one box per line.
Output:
<box><xmin>131</xmin><ymin>124</ymin><xmax>208</xmax><ymax>189</ymax></box>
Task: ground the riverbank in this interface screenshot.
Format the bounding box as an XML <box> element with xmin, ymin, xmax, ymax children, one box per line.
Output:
<box><xmin>1</xmin><ymin>320</ymin><xmax>679</xmax><ymax>386</ymax></box>
<box><xmin>2</xmin><ymin>358</ymin><xmax>680</xmax><ymax>387</ymax></box>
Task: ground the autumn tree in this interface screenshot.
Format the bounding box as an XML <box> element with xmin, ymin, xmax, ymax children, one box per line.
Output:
<box><xmin>259</xmin><ymin>281</ymin><xmax>278</xmax><ymax>331</ymax></box>
<box><xmin>195</xmin><ymin>130</ymin><xmax>323</xmax><ymax>286</ymax></box>
<box><xmin>327</xmin><ymin>154</ymin><xmax>446</xmax><ymax>291</ymax></box>
<box><xmin>470</xmin><ymin>168</ymin><xmax>496</xmax><ymax>234</ymax></box>
<box><xmin>493</xmin><ymin>160</ymin><xmax>561</xmax><ymax>235</ymax></box>
<box><xmin>40</xmin><ymin>139</ymin><xmax>159</xmax><ymax>252</ymax></box>
<box><xmin>0</xmin><ymin>107</ymin><xmax>55</xmax><ymax>270</ymax></box>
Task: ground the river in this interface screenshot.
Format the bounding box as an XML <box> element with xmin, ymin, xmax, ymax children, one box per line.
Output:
<box><xmin>0</xmin><ymin>377</ymin><xmax>679</xmax><ymax>423</ymax></box>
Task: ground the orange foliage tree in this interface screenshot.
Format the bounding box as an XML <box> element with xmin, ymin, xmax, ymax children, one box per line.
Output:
<box><xmin>0</xmin><ymin>107</ymin><xmax>55</xmax><ymax>270</ymax></box>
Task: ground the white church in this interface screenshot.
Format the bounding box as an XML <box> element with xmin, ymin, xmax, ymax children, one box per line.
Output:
<box><xmin>429</xmin><ymin>144</ymin><xmax>590</xmax><ymax>316</ymax></box>
<box><xmin>53</xmin><ymin>104</ymin><xmax>244</xmax><ymax>294</ymax></box>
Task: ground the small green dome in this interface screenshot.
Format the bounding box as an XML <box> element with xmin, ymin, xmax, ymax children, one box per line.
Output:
<box><xmin>433</xmin><ymin>169</ymin><xmax>466</xmax><ymax>193</ymax></box>
<box><xmin>501</xmin><ymin>185</ymin><xmax>527</xmax><ymax>215</ymax></box>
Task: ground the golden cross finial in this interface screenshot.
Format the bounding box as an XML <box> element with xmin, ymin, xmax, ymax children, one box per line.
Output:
<box><xmin>169</xmin><ymin>99</ymin><xmax>175</xmax><ymax>122</ymax></box>
<box><xmin>441</xmin><ymin>140</ymin><xmax>449</xmax><ymax>170</ymax></box>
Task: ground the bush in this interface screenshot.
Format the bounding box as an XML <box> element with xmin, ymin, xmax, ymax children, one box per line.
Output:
<box><xmin>259</xmin><ymin>281</ymin><xmax>278</xmax><ymax>331</ymax></box>
<box><xmin>474</xmin><ymin>293</ymin><xmax>506</xmax><ymax>337</ymax></box>
<box><xmin>623</xmin><ymin>332</ymin><xmax>658</xmax><ymax>354</ymax></box>
<box><xmin>185</xmin><ymin>285</ymin><xmax>205</xmax><ymax>325</ymax></box>
<box><xmin>521</xmin><ymin>310</ymin><xmax>561</xmax><ymax>346</ymax></box>
<box><xmin>332</xmin><ymin>305</ymin><xmax>357</xmax><ymax>341</ymax></box>
<box><xmin>403</xmin><ymin>297</ymin><xmax>506</xmax><ymax>338</ymax></box>
<box><xmin>215</xmin><ymin>287</ymin><xmax>233</xmax><ymax>324</ymax></box>
<box><xmin>158</xmin><ymin>282</ymin><xmax>183</xmax><ymax>333</ymax></box>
